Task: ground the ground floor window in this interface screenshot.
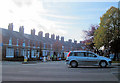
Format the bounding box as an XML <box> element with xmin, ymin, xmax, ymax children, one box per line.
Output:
<box><xmin>31</xmin><ymin>50</ymin><xmax>37</xmax><ymax>58</ymax></box>
<box><xmin>42</xmin><ymin>50</ymin><xmax>47</xmax><ymax>57</ymax></box>
<box><xmin>27</xmin><ymin>50</ymin><xmax>30</xmax><ymax>58</ymax></box>
<box><xmin>20</xmin><ymin>49</ymin><xmax>26</xmax><ymax>56</ymax></box>
<box><xmin>6</xmin><ymin>48</ymin><xmax>14</xmax><ymax>58</ymax></box>
<box><xmin>37</xmin><ymin>52</ymin><xmax>40</xmax><ymax>58</ymax></box>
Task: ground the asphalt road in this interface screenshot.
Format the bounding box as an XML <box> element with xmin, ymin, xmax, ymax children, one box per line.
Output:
<box><xmin>1</xmin><ymin>61</ymin><xmax>120</xmax><ymax>82</ymax></box>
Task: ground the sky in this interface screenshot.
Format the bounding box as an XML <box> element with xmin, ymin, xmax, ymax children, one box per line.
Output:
<box><xmin>0</xmin><ymin>0</ymin><xmax>119</xmax><ymax>43</ymax></box>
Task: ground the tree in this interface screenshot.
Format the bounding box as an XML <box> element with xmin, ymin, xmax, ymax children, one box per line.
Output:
<box><xmin>83</xmin><ymin>25</ymin><xmax>98</xmax><ymax>50</ymax></box>
<box><xmin>110</xmin><ymin>38</ymin><xmax>120</xmax><ymax>60</ymax></box>
<box><xmin>53</xmin><ymin>41</ymin><xmax>62</xmax><ymax>55</ymax></box>
<box><xmin>94</xmin><ymin>6</ymin><xmax>120</xmax><ymax>60</ymax></box>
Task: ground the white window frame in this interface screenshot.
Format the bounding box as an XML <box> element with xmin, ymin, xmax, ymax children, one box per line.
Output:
<box><xmin>31</xmin><ymin>50</ymin><xmax>36</xmax><ymax>58</ymax></box>
<box><xmin>6</xmin><ymin>48</ymin><xmax>14</xmax><ymax>58</ymax></box>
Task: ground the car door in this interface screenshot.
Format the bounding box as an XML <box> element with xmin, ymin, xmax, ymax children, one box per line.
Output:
<box><xmin>85</xmin><ymin>52</ymin><xmax>99</xmax><ymax>65</ymax></box>
<box><xmin>75</xmin><ymin>52</ymin><xmax>87</xmax><ymax>65</ymax></box>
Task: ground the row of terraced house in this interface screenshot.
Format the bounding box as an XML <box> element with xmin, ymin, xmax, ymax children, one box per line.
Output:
<box><xmin>0</xmin><ymin>23</ymin><xmax>85</xmax><ymax>61</ymax></box>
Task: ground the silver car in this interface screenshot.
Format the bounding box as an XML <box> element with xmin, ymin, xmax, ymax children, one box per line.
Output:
<box><xmin>66</xmin><ymin>50</ymin><xmax>112</xmax><ymax>68</ymax></box>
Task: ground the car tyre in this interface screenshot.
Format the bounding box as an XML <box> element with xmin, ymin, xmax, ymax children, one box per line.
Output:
<box><xmin>99</xmin><ymin>61</ymin><xmax>107</xmax><ymax>68</ymax></box>
<box><xmin>70</xmin><ymin>61</ymin><xmax>78</xmax><ymax>68</ymax></box>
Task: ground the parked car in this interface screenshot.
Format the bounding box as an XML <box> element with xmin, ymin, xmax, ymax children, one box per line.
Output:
<box><xmin>66</xmin><ymin>50</ymin><xmax>112</xmax><ymax>68</ymax></box>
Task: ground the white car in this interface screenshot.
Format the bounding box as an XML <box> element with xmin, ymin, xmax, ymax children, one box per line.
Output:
<box><xmin>66</xmin><ymin>50</ymin><xmax>112</xmax><ymax>68</ymax></box>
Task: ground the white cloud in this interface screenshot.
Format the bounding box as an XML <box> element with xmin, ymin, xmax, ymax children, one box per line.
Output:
<box><xmin>0</xmin><ymin>0</ymin><xmax>71</xmax><ymax>39</ymax></box>
<box><xmin>43</xmin><ymin>0</ymin><xmax>119</xmax><ymax>2</ymax></box>
<box><xmin>41</xmin><ymin>14</ymin><xmax>80</xmax><ymax>20</ymax></box>
<box><xmin>1</xmin><ymin>0</ymin><xmax>109</xmax><ymax>42</ymax></box>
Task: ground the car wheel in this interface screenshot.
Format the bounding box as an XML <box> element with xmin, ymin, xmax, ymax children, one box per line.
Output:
<box><xmin>100</xmin><ymin>61</ymin><xmax>107</xmax><ymax>68</ymax></box>
<box><xmin>70</xmin><ymin>61</ymin><xmax>78</xmax><ymax>68</ymax></box>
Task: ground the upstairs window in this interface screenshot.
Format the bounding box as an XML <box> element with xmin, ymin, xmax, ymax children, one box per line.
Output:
<box><xmin>9</xmin><ymin>37</ymin><xmax>12</xmax><ymax>46</ymax></box>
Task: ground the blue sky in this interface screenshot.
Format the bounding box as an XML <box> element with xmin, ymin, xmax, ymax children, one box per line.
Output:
<box><xmin>0</xmin><ymin>0</ymin><xmax>119</xmax><ymax>42</ymax></box>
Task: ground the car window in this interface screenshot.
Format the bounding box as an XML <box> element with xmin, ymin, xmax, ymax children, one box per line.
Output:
<box><xmin>77</xmin><ymin>52</ymin><xmax>84</xmax><ymax>57</ymax></box>
<box><xmin>74</xmin><ymin>52</ymin><xmax>78</xmax><ymax>56</ymax></box>
<box><xmin>86</xmin><ymin>53</ymin><xmax>96</xmax><ymax>57</ymax></box>
<box><xmin>84</xmin><ymin>52</ymin><xmax>87</xmax><ymax>57</ymax></box>
<box><xmin>73</xmin><ymin>52</ymin><xmax>84</xmax><ymax>57</ymax></box>
<box><xmin>69</xmin><ymin>52</ymin><xmax>73</xmax><ymax>56</ymax></box>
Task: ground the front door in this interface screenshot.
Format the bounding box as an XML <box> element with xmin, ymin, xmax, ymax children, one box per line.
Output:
<box><xmin>85</xmin><ymin>52</ymin><xmax>98</xmax><ymax>65</ymax></box>
<box><xmin>75</xmin><ymin>52</ymin><xmax>87</xmax><ymax>65</ymax></box>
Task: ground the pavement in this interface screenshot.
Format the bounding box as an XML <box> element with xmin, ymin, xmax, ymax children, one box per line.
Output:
<box><xmin>1</xmin><ymin>61</ymin><xmax>120</xmax><ymax>82</ymax></box>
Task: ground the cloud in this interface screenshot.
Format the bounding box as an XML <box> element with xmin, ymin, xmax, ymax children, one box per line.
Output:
<box><xmin>0</xmin><ymin>0</ymin><xmax>87</xmax><ymax>41</ymax></box>
<box><xmin>12</xmin><ymin>0</ymin><xmax>32</xmax><ymax>7</ymax></box>
<box><xmin>2</xmin><ymin>0</ymin><xmax>112</xmax><ymax>42</ymax></box>
<box><xmin>43</xmin><ymin>0</ymin><xmax>119</xmax><ymax>2</ymax></box>
<box><xmin>41</xmin><ymin>14</ymin><xmax>80</xmax><ymax>20</ymax></box>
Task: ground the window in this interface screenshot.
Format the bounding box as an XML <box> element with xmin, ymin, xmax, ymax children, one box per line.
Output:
<box><xmin>74</xmin><ymin>52</ymin><xmax>78</xmax><ymax>56</ymax></box>
<box><xmin>20</xmin><ymin>49</ymin><xmax>26</xmax><ymax>56</ymax></box>
<box><xmin>28</xmin><ymin>50</ymin><xmax>30</xmax><ymax>58</ymax></box>
<box><xmin>87</xmin><ymin>53</ymin><xmax>96</xmax><ymax>57</ymax></box>
<box><xmin>6</xmin><ymin>48</ymin><xmax>14</xmax><ymax>58</ymax></box>
<box><xmin>73</xmin><ymin>52</ymin><xmax>84</xmax><ymax>57</ymax></box>
<box><xmin>43</xmin><ymin>43</ymin><xmax>46</xmax><ymax>49</ymax></box>
<box><xmin>31</xmin><ymin>50</ymin><xmax>35</xmax><ymax>58</ymax></box>
<box><xmin>69</xmin><ymin>52</ymin><xmax>73</xmax><ymax>56</ymax></box>
<box><xmin>31</xmin><ymin>50</ymin><xmax>37</xmax><ymax>58</ymax></box>
<box><xmin>77</xmin><ymin>52</ymin><xmax>84</xmax><ymax>57</ymax></box>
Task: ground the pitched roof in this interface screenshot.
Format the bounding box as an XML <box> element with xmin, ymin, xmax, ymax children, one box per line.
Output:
<box><xmin>0</xmin><ymin>28</ymin><xmax>81</xmax><ymax>51</ymax></box>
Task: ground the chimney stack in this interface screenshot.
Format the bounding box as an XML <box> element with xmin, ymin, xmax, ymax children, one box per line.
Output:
<box><xmin>45</xmin><ymin>33</ymin><xmax>49</xmax><ymax>38</ymax></box>
<box><xmin>38</xmin><ymin>31</ymin><xmax>43</xmax><ymax>38</ymax></box>
<box><xmin>68</xmin><ymin>39</ymin><xmax>72</xmax><ymax>43</ymax></box>
<box><xmin>19</xmin><ymin>26</ymin><xmax>24</xmax><ymax>34</ymax></box>
<box><xmin>8</xmin><ymin>23</ymin><xmax>13</xmax><ymax>31</ymax></box>
<box><xmin>61</xmin><ymin>36</ymin><xmax>64</xmax><ymax>42</ymax></box>
<box><xmin>31</xmin><ymin>29</ymin><xmax>35</xmax><ymax>36</ymax></box>
<box><xmin>51</xmin><ymin>34</ymin><xmax>55</xmax><ymax>40</ymax></box>
<box><xmin>74</xmin><ymin>40</ymin><xmax>77</xmax><ymax>44</ymax></box>
<box><xmin>56</xmin><ymin>35</ymin><xmax>59</xmax><ymax>41</ymax></box>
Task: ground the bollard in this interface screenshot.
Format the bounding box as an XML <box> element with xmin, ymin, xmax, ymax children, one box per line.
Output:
<box><xmin>24</xmin><ymin>56</ymin><xmax>27</xmax><ymax>63</ymax></box>
<box><xmin>43</xmin><ymin>56</ymin><xmax>46</xmax><ymax>62</ymax></box>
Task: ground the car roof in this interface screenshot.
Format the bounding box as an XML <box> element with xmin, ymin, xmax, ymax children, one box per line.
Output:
<box><xmin>70</xmin><ymin>50</ymin><xmax>93</xmax><ymax>53</ymax></box>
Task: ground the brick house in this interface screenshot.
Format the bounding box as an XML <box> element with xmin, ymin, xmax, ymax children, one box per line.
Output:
<box><xmin>0</xmin><ymin>23</ymin><xmax>83</xmax><ymax>61</ymax></box>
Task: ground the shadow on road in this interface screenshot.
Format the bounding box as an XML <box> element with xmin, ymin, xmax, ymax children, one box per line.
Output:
<box><xmin>68</xmin><ymin>66</ymin><xmax>116</xmax><ymax>69</ymax></box>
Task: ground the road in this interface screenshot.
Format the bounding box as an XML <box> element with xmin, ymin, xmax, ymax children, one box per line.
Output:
<box><xmin>1</xmin><ymin>61</ymin><xmax>120</xmax><ymax>82</ymax></box>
